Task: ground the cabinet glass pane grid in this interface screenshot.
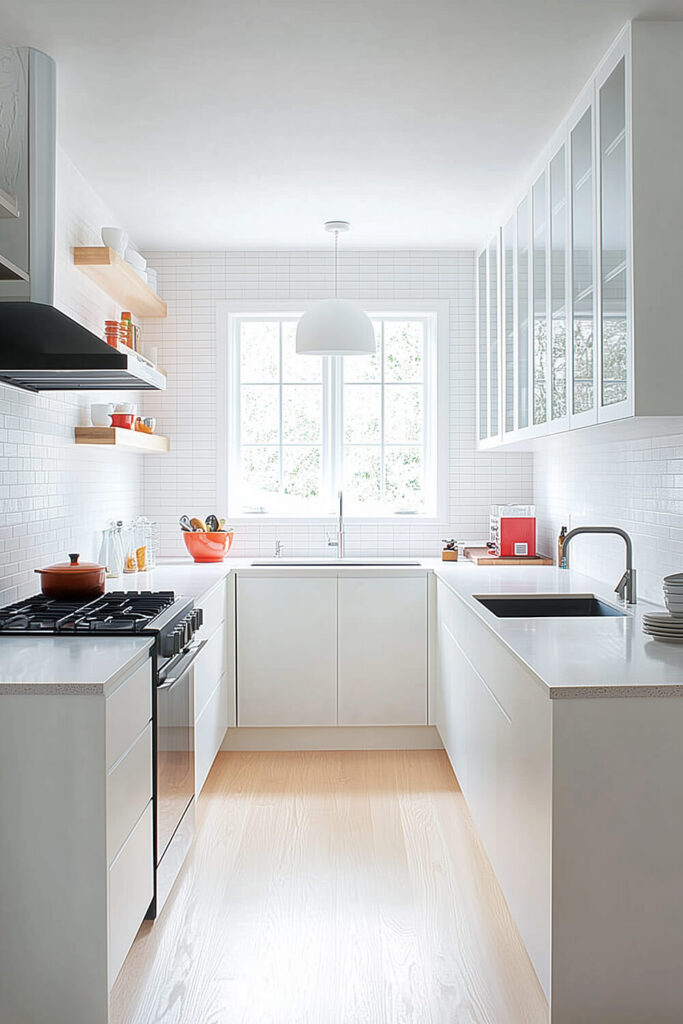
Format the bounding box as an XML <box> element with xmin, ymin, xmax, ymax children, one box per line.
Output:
<box><xmin>477</xmin><ymin>251</ymin><xmax>488</xmax><ymax>440</ymax></box>
<box><xmin>516</xmin><ymin>195</ymin><xmax>530</xmax><ymax>430</ymax></box>
<box><xmin>549</xmin><ymin>144</ymin><xmax>568</xmax><ymax>422</ymax></box>
<box><xmin>503</xmin><ymin>216</ymin><xmax>515</xmax><ymax>433</ymax></box>
<box><xmin>599</xmin><ymin>57</ymin><xmax>628</xmax><ymax>409</ymax></box>
<box><xmin>570</xmin><ymin>106</ymin><xmax>595</xmax><ymax>418</ymax></box>
<box><xmin>488</xmin><ymin>235</ymin><xmax>499</xmax><ymax>438</ymax></box>
<box><xmin>532</xmin><ymin>172</ymin><xmax>548</xmax><ymax>426</ymax></box>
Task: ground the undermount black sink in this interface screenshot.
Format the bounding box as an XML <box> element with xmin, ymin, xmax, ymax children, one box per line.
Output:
<box><xmin>475</xmin><ymin>594</ymin><xmax>627</xmax><ymax>618</ymax></box>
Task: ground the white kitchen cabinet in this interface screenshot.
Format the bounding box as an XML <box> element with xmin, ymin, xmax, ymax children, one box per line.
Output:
<box><xmin>193</xmin><ymin>577</ymin><xmax>233</xmax><ymax>795</ymax></box>
<box><xmin>338</xmin><ymin>576</ymin><xmax>427</xmax><ymax>726</ymax></box>
<box><xmin>476</xmin><ymin>232</ymin><xmax>502</xmax><ymax>446</ymax></box>
<box><xmin>237</xmin><ymin>575</ymin><xmax>337</xmax><ymax>727</ymax></box>
<box><xmin>478</xmin><ymin>21</ymin><xmax>683</xmax><ymax>450</ymax></box>
<box><xmin>0</xmin><ymin>648</ymin><xmax>154</xmax><ymax>1024</ymax></box>
<box><xmin>434</xmin><ymin>579</ymin><xmax>552</xmax><ymax>996</ymax></box>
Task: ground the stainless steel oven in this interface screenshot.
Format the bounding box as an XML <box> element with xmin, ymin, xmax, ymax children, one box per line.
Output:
<box><xmin>154</xmin><ymin>636</ymin><xmax>206</xmax><ymax>913</ymax></box>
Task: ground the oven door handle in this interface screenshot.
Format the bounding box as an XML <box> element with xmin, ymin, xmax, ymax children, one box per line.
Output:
<box><xmin>158</xmin><ymin>638</ymin><xmax>208</xmax><ymax>689</ymax></box>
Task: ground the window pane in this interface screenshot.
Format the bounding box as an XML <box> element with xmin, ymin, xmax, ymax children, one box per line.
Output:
<box><xmin>283</xmin><ymin>447</ymin><xmax>321</xmax><ymax>499</ymax></box>
<box><xmin>343</xmin><ymin>322</ymin><xmax>382</xmax><ymax>382</ymax></box>
<box><xmin>241</xmin><ymin>446</ymin><xmax>280</xmax><ymax>497</ymax></box>
<box><xmin>282</xmin><ymin>385</ymin><xmax>322</xmax><ymax>443</ymax></box>
<box><xmin>282</xmin><ymin>321</ymin><xmax>322</xmax><ymax>383</ymax></box>
<box><xmin>343</xmin><ymin>384</ymin><xmax>381</xmax><ymax>443</ymax></box>
<box><xmin>240</xmin><ymin>321</ymin><xmax>279</xmax><ymax>382</ymax></box>
<box><xmin>344</xmin><ymin>446</ymin><xmax>382</xmax><ymax>505</ymax></box>
<box><xmin>385</xmin><ymin>446</ymin><xmax>424</xmax><ymax>509</ymax></box>
<box><xmin>384</xmin><ymin>321</ymin><xmax>423</xmax><ymax>382</ymax></box>
<box><xmin>384</xmin><ymin>385</ymin><xmax>423</xmax><ymax>443</ymax></box>
<box><xmin>241</xmin><ymin>385</ymin><xmax>279</xmax><ymax>443</ymax></box>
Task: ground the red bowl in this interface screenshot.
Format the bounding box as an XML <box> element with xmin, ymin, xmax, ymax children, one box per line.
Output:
<box><xmin>183</xmin><ymin>530</ymin><xmax>234</xmax><ymax>563</ymax></box>
<box><xmin>111</xmin><ymin>413</ymin><xmax>135</xmax><ymax>429</ymax></box>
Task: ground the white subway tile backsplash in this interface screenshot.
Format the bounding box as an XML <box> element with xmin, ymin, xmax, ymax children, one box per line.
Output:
<box><xmin>140</xmin><ymin>249</ymin><xmax>533</xmax><ymax>559</ymax></box>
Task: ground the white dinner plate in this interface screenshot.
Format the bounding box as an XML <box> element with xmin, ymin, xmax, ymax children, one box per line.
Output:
<box><xmin>645</xmin><ymin>634</ymin><xmax>683</xmax><ymax>643</ymax></box>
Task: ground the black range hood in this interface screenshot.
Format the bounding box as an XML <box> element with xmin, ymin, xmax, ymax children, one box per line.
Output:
<box><xmin>0</xmin><ymin>303</ymin><xmax>166</xmax><ymax>392</ymax></box>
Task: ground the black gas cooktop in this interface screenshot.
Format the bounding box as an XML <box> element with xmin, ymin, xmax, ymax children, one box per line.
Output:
<box><xmin>0</xmin><ymin>591</ymin><xmax>177</xmax><ymax>634</ymax></box>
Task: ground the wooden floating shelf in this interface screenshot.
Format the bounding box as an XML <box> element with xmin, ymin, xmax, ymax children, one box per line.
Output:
<box><xmin>73</xmin><ymin>246</ymin><xmax>167</xmax><ymax>318</ymax></box>
<box><xmin>0</xmin><ymin>251</ymin><xmax>29</xmax><ymax>281</ymax></box>
<box><xmin>0</xmin><ymin>187</ymin><xmax>20</xmax><ymax>219</ymax></box>
<box><xmin>75</xmin><ymin>427</ymin><xmax>170</xmax><ymax>453</ymax></box>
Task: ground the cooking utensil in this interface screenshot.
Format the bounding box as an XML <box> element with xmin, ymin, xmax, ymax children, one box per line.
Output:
<box><xmin>179</xmin><ymin>515</ymin><xmax>193</xmax><ymax>532</ymax></box>
<box><xmin>205</xmin><ymin>514</ymin><xmax>219</xmax><ymax>532</ymax></box>
<box><xmin>34</xmin><ymin>553</ymin><xmax>106</xmax><ymax>599</ymax></box>
<box><xmin>190</xmin><ymin>517</ymin><xmax>207</xmax><ymax>532</ymax></box>
<box><xmin>183</xmin><ymin>530</ymin><xmax>234</xmax><ymax>563</ymax></box>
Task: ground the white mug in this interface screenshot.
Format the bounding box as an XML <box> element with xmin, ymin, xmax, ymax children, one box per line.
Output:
<box><xmin>101</xmin><ymin>227</ymin><xmax>128</xmax><ymax>256</ymax></box>
<box><xmin>91</xmin><ymin>402</ymin><xmax>114</xmax><ymax>426</ymax></box>
<box><xmin>114</xmin><ymin>402</ymin><xmax>135</xmax><ymax>414</ymax></box>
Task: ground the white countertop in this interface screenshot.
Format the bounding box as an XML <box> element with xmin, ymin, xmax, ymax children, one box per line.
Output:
<box><xmin>0</xmin><ymin>636</ymin><xmax>153</xmax><ymax>696</ymax></box>
<box><xmin>4</xmin><ymin>555</ymin><xmax>682</xmax><ymax>698</ymax></box>
<box><xmin>432</xmin><ymin>561</ymin><xmax>683</xmax><ymax>698</ymax></box>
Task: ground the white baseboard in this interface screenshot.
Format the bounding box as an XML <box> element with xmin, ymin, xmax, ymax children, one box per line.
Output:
<box><xmin>221</xmin><ymin>725</ymin><xmax>442</xmax><ymax>752</ymax></box>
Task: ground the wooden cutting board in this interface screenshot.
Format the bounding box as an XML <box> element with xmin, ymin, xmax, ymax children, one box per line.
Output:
<box><xmin>463</xmin><ymin>546</ymin><xmax>553</xmax><ymax>566</ymax></box>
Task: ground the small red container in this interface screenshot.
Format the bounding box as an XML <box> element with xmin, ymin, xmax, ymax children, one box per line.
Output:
<box><xmin>183</xmin><ymin>531</ymin><xmax>234</xmax><ymax>563</ymax></box>
<box><xmin>35</xmin><ymin>553</ymin><xmax>106</xmax><ymax>600</ymax></box>
<box><xmin>111</xmin><ymin>413</ymin><xmax>135</xmax><ymax>429</ymax></box>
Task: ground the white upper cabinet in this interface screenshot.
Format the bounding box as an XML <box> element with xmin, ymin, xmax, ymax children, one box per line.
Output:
<box><xmin>476</xmin><ymin>232</ymin><xmax>502</xmax><ymax>446</ymax></box>
<box><xmin>477</xmin><ymin>21</ymin><xmax>683</xmax><ymax>448</ymax></box>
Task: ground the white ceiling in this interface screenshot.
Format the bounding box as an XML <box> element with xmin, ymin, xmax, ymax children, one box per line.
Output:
<box><xmin>1</xmin><ymin>0</ymin><xmax>682</xmax><ymax>249</ymax></box>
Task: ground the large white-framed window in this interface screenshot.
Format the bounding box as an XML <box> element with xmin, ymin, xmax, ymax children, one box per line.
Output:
<box><xmin>217</xmin><ymin>301</ymin><xmax>448</xmax><ymax>520</ymax></box>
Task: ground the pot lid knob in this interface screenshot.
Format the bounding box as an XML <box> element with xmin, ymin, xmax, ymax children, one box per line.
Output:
<box><xmin>68</xmin><ymin>553</ymin><xmax>79</xmax><ymax>565</ymax></box>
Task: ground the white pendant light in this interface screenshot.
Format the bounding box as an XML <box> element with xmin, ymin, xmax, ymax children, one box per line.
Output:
<box><xmin>296</xmin><ymin>221</ymin><xmax>376</xmax><ymax>356</ymax></box>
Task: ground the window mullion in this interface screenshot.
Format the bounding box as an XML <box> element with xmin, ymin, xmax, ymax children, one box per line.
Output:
<box><xmin>278</xmin><ymin>322</ymin><xmax>283</xmax><ymax>497</ymax></box>
<box><xmin>380</xmin><ymin>320</ymin><xmax>386</xmax><ymax>502</ymax></box>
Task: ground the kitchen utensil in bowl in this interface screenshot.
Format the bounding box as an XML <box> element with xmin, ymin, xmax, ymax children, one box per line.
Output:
<box><xmin>183</xmin><ymin>530</ymin><xmax>234</xmax><ymax>563</ymax></box>
<box><xmin>179</xmin><ymin>515</ymin><xmax>193</xmax><ymax>532</ymax></box>
<box><xmin>190</xmin><ymin>517</ymin><xmax>207</xmax><ymax>532</ymax></box>
<box><xmin>35</xmin><ymin>553</ymin><xmax>106</xmax><ymax>599</ymax></box>
<box><xmin>101</xmin><ymin>226</ymin><xmax>128</xmax><ymax>255</ymax></box>
<box><xmin>205</xmin><ymin>514</ymin><xmax>219</xmax><ymax>532</ymax></box>
<box><xmin>111</xmin><ymin>413</ymin><xmax>135</xmax><ymax>429</ymax></box>
<box><xmin>90</xmin><ymin>402</ymin><xmax>114</xmax><ymax>426</ymax></box>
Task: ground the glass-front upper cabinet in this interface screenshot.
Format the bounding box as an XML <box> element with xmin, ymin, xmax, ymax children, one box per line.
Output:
<box><xmin>477</xmin><ymin>249</ymin><xmax>488</xmax><ymax>441</ymax></box>
<box><xmin>570</xmin><ymin>103</ymin><xmax>596</xmax><ymax>421</ymax></box>
<box><xmin>516</xmin><ymin>195</ymin><xmax>530</xmax><ymax>431</ymax></box>
<box><xmin>598</xmin><ymin>55</ymin><xmax>629</xmax><ymax>413</ymax></box>
<box><xmin>488</xmin><ymin>235</ymin><xmax>499</xmax><ymax>437</ymax></box>
<box><xmin>549</xmin><ymin>145</ymin><xmax>568</xmax><ymax>423</ymax></box>
<box><xmin>532</xmin><ymin>171</ymin><xmax>548</xmax><ymax>426</ymax></box>
<box><xmin>503</xmin><ymin>215</ymin><xmax>515</xmax><ymax>434</ymax></box>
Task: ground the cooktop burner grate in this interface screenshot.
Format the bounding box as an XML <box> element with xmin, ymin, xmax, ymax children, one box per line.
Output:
<box><xmin>0</xmin><ymin>591</ymin><xmax>177</xmax><ymax>634</ymax></box>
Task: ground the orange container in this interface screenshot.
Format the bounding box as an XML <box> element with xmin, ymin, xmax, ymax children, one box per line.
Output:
<box><xmin>183</xmin><ymin>530</ymin><xmax>234</xmax><ymax>562</ymax></box>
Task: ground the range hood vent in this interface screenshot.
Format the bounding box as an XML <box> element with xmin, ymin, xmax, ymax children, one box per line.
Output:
<box><xmin>0</xmin><ymin>45</ymin><xmax>166</xmax><ymax>393</ymax></box>
<box><xmin>0</xmin><ymin>303</ymin><xmax>166</xmax><ymax>392</ymax></box>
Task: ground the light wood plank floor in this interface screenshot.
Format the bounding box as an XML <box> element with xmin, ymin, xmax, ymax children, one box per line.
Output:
<box><xmin>110</xmin><ymin>750</ymin><xmax>547</xmax><ymax>1024</ymax></box>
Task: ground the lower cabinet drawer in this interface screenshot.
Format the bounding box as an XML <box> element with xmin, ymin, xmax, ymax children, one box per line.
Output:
<box><xmin>195</xmin><ymin>674</ymin><xmax>228</xmax><ymax>796</ymax></box>
<box><xmin>106</xmin><ymin>723</ymin><xmax>153</xmax><ymax>865</ymax></box>
<box><xmin>108</xmin><ymin>801</ymin><xmax>154</xmax><ymax>988</ymax></box>
<box><xmin>106</xmin><ymin>660</ymin><xmax>152</xmax><ymax>771</ymax></box>
<box><xmin>194</xmin><ymin>624</ymin><xmax>226</xmax><ymax>718</ymax></box>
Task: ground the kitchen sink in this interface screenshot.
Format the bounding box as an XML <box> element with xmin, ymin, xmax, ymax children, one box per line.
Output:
<box><xmin>250</xmin><ymin>559</ymin><xmax>421</xmax><ymax>567</ymax></box>
<box><xmin>475</xmin><ymin>593</ymin><xmax>627</xmax><ymax>618</ymax></box>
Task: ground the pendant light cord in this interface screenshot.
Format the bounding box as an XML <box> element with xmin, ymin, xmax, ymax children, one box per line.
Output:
<box><xmin>334</xmin><ymin>230</ymin><xmax>339</xmax><ymax>298</ymax></box>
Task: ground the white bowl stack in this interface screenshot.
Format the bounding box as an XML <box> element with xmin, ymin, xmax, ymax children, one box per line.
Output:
<box><xmin>642</xmin><ymin>573</ymin><xmax>683</xmax><ymax>642</ymax></box>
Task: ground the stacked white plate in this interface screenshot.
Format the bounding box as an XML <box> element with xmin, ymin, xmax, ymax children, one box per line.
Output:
<box><xmin>643</xmin><ymin>611</ymin><xmax>683</xmax><ymax>643</ymax></box>
<box><xmin>663</xmin><ymin>573</ymin><xmax>683</xmax><ymax>616</ymax></box>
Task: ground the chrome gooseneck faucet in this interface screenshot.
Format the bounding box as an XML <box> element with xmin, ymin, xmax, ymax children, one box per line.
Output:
<box><xmin>327</xmin><ymin>490</ymin><xmax>345</xmax><ymax>558</ymax></box>
<box><xmin>561</xmin><ymin>526</ymin><xmax>637</xmax><ymax>604</ymax></box>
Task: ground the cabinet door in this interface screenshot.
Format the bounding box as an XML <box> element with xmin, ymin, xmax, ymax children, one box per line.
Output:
<box><xmin>570</xmin><ymin>98</ymin><xmax>598</xmax><ymax>426</ymax></box>
<box><xmin>477</xmin><ymin>249</ymin><xmax>489</xmax><ymax>441</ymax></box>
<box><xmin>532</xmin><ymin>170</ymin><xmax>548</xmax><ymax>428</ymax></box>
<box><xmin>338</xmin><ymin>576</ymin><xmax>427</xmax><ymax>726</ymax></box>
<box><xmin>549</xmin><ymin>143</ymin><xmax>569</xmax><ymax>426</ymax></box>
<box><xmin>516</xmin><ymin>194</ymin><xmax>531</xmax><ymax>431</ymax></box>
<box><xmin>597</xmin><ymin>51</ymin><xmax>630</xmax><ymax>420</ymax></box>
<box><xmin>237</xmin><ymin>576</ymin><xmax>337</xmax><ymax>727</ymax></box>
<box><xmin>502</xmin><ymin>215</ymin><xmax>516</xmax><ymax>435</ymax></box>
<box><xmin>195</xmin><ymin>674</ymin><xmax>228</xmax><ymax>794</ymax></box>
